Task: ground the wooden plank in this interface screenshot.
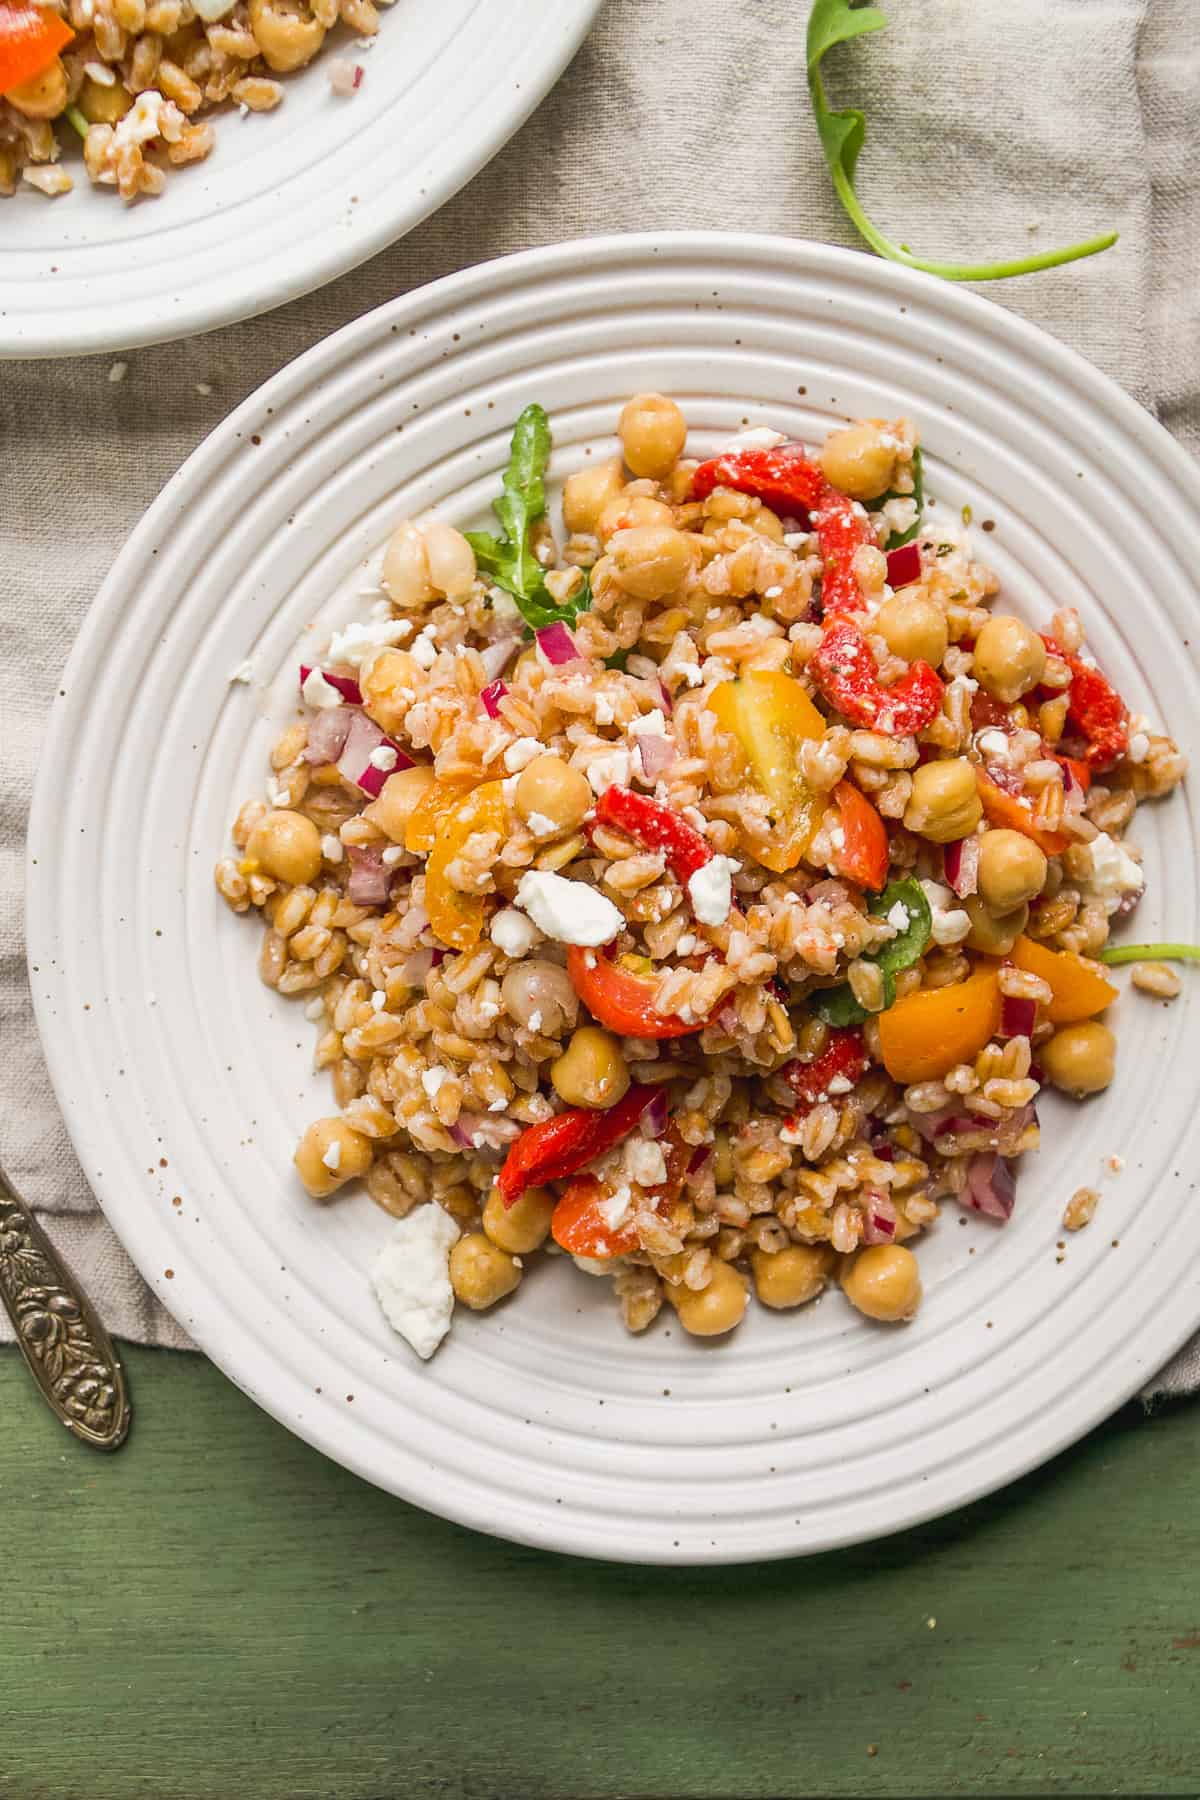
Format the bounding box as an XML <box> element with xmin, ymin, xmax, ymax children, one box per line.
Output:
<box><xmin>0</xmin><ymin>1347</ymin><xmax>1197</xmax><ymax>1800</ymax></box>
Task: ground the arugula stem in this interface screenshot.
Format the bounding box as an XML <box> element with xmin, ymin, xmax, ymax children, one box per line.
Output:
<box><xmin>1099</xmin><ymin>943</ymin><xmax>1200</xmax><ymax>967</ymax></box>
<box><xmin>64</xmin><ymin>105</ymin><xmax>89</xmax><ymax>141</ymax></box>
<box><xmin>809</xmin><ymin>61</ymin><xmax>1117</xmax><ymax>283</ymax></box>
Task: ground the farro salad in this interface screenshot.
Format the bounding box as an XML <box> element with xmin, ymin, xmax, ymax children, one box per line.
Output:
<box><xmin>216</xmin><ymin>394</ymin><xmax>1188</xmax><ymax>1359</ymax></box>
<box><xmin>0</xmin><ymin>0</ymin><xmax>381</xmax><ymax>201</ymax></box>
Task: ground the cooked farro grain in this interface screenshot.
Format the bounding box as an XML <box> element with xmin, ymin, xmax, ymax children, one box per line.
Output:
<box><xmin>217</xmin><ymin>395</ymin><xmax>1189</xmax><ymax>1360</ymax></box>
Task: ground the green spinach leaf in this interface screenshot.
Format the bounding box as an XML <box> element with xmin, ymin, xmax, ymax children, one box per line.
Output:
<box><xmin>810</xmin><ymin>874</ymin><xmax>931</xmax><ymax>1025</ymax></box>
<box><xmin>465</xmin><ymin>403</ymin><xmax>592</xmax><ymax>631</ymax></box>
<box><xmin>878</xmin><ymin>446</ymin><xmax>923</xmax><ymax>549</ymax></box>
<box><xmin>806</xmin><ymin>0</ymin><xmax>1116</xmax><ymax>282</ymax></box>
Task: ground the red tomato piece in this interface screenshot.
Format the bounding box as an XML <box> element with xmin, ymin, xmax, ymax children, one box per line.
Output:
<box><xmin>830</xmin><ymin>780</ymin><xmax>889</xmax><ymax>892</ymax></box>
<box><xmin>566</xmin><ymin>945</ymin><xmax>703</xmax><ymax>1040</ymax></box>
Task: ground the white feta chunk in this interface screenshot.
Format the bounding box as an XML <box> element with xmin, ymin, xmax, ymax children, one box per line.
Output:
<box><xmin>370</xmin><ymin>1204</ymin><xmax>461</xmax><ymax>1359</ymax></box>
<box><xmin>514</xmin><ymin>871</ymin><xmax>624</xmax><ymax>947</ymax></box>
<box><xmin>490</xmin><ymin>906</ymin><xmax>542</xmax><ymax>958</ymax></box>
<box><xmin>686</xmin><ymin>854</ymin><xmax>740</xmax><ymax>927</ymax></box>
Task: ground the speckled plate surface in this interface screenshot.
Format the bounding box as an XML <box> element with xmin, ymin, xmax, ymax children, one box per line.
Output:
<box><xmin>0</xmin><ymin>0</ymin><xmax>600</xmax><ymax>358</ymax></box>
<box><xmin>26</xmin><ymin>235</ymin><xmax>1200</xmax><ymax>1562</ymax></box>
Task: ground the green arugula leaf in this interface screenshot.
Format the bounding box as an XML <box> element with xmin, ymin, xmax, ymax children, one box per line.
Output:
<box><xmin>465</xmin><ymin>403</ymin><xmax>592</xmax><ymax>631</ymax></box>
<box><xmin>878</xmin><ymin>445</ymin><xmax>923</xmax><ymax>549</ymax></box>
<box><xmin>811</xmin><ymin>874</ymin><xmax>931</xmax><ymax>1025</ymax></box>
<box><xmin>806</xmin><ymin>0</ymin><xmax>1117</xmax><ymax>282</ymax></box>
<box><xmin>1099</xmin><ymin>942</ymin><xmax>1200</xmax><ymax>966</ymax></box>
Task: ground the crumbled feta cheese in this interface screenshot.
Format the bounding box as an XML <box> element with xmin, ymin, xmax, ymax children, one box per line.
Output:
<box><xmin>1127</xmin><ymin>732</ymin><xmax>1150</xmax><ymax>764</ymax></box>
<box><xmin>886</xmin><ymin>900</ymin><xmax>910</xmax><ymax>932</ymax></box>
<box><xmin>584</xmin><ymin>747</ymin><xmax>633</xmax><ymax>795</ymax></box>
<box><xmin>629</xmin><ymin>709</ymin><xmax>669</xmax><ymax>739</ymax></box>
<box><xmin>320</xmin><ymin>833</ymin><xmax>344</xmax><ymax>864</ymax></box>
<box><xmin>829</xmin><ymin>825</ymin><xmax>846</xmax><ymax>852</ymax></box>
<box><xmin>491</xmin><ymin>906</ymin><xmax>541</xmax><ymax>958</ymax></box>
<box><xmin>930</xmin><ymin>906</ymin><xmax>972</xmax><ymax>947</ymax></box>
<box><xmin>1081</xmin><ymin>832</ymin><xmax>1145</xmax><ymax>913</ymax></box>
<box><xmin>623</xmin><ymin>1137</ymin><xmax>668</xmax><ymax>1188</ymax></box>
<box><xmin>779</xmin><ymin>1120</ymin><xmax>806</xmax><ymax>1146</ymax></box>
<box><xmin>525</xmin><ymin>811</ymin><xmax>559</xmax><ymax>839</ymax></box>
<box><xmin>594</xmin><ymin>695</ymin><xmax>615</xmax><ymax>726</ymax></box>
<box><xmin>783</xmin><ymin>531</ymin><xmax>811</xmax><ymax>551</ymax></box>
<box><xmin>368</xmin><ymin>745</ymin><xmax>398</xmax><ymax>772</ymax></box>
<box><xmin>527</xmin><ymin>1009</ymin><xmax>543</xmax><ymax>1033</ymax></box>
<box><xmin>514</xmin><ymin>870</ymin><xmax>624</xmax><ymax>946</ymax></box>
<box><xmin>597</xmin><ymin>1186</ymin><xmax>633</xmax><ymax>1230</ymax></box>
<box><xmin>411</xmin><ymin>629</ymin><xmax>438</xmax><ymax>669</ymax></box>
<box><xmin>503</xmin><ymin>737</ymin><xmax>544</xmax><ymax>773</ymax></box>
<box><xmin>421</xmin><ymin>1066</ymin><xmax>449</xmax><ymax>1098</ymax></box>
<box><xmin>228</xmin><ymin>660</ymin><xmax>254</xmax><ymax>684</ymax></box>
<box><xmin>675</xmin><ymin>933</ymin><xmax>697</xmax><ymax>957</ymax></box>
<box><xmin>321</xmin><ymin>1140</ymin><xmax>342</xmax><ymax>1172</ymax></box>
<box><xmin>687</xmin><ymin>854</ymin><xmax>740</xmax><ymax>927</ymax></box>
<box><xmin>724</xmin><ymin>425</ymin><xmax>787</xmax><ymax>451</ymax></box>
<box><xmin>325</xmin><ymin>618</ymin><xmax>413</xmax><ymax>669</ymax></box>
<box><xmin>679</xmin><ymin>662</ymin><xmax>704</xmax><ymax>688</ymax></box>
<box><xmin>877</xmin><ymin>496</ymin><xmax>918</xmax><ymax>539</ymax></box>
<box><xmin>302</xmin><ymin>667</ymin><xmax>345</xmax><ymax>710</ymax></box>
<box><xmin>370</xmin><ymin>1204</ymin><xmax>460</xmax><ymax>1359</ymax></box>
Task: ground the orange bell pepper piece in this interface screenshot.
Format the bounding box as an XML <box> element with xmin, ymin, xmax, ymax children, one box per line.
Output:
<box><xmin>403</xmin><ymin>776</ymin><xmax>477</xmax><ymax>855</ymax></box>
<box><xmin>830</xmin><ymin>780</ymin><xmax>889</xmax><ymax>891</ymax></box>
<box><xmin>877</xmin><ymin>967</ymin><xmax>1002</xmax><ymax>1084</ymax></box>
<box><xmin>423</xmin><ymin>780</ymin><xmax>506</xmax><ymax>951</ymax></box>
<box><xmin>1011</xmin><ymin>935</ymin><xmax>1118</xmax><ymax>1025</ymax></box>
<box><xmin>0</xmin><ymin>5</ymin><xmax>73</xmax><ymax>95</ymax></box>
<box><xmin>975</xmin><ymin>767</ymin><xmax>1071</xmax><ymax>857</ymax></box>
<box><xmin>708</xmin><ymin>670</ymin><xmax>827</xmax><ymax>873</ymax></box>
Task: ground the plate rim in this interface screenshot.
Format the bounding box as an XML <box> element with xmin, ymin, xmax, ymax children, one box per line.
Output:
<box><xmin>0</xmin><ymin>0</ymin><xmax>603</xmax><ymax>359</ymax></box>
<box><xmin>26</xmin><ymin>231</ymin><xmax>1200</xmax><ymax>1562</ymax></box>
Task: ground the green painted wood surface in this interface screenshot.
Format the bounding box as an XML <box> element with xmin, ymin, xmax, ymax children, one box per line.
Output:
<box><xmin>1</xmin><ymin>1347</ymin><xmax>1198</xmax><ymax>1800</ymax></box>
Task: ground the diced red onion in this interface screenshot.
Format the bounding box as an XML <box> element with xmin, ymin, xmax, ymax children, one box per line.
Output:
<box><xmin>1062</xmin><ymin>772</ymin><xmax>1086</xmax><ymax>816</ymax></box>
<box><xmin>299</xmin><ymin>664</ymin><xmax>362</xmax><ymax>706</ymax></box>
<box><xmin>1000</xmin><ymin>995</ymin><xmax>1036</xmax><ymax>1040</ymax></box>
<box><xmin>643</xmin><ymin>1090</ymin><xmax>670</xmax><ymax>1138</ymax></box>
<box><xmin>399</xmin><ymin>947</ymin><xmax>435</xmax><ymax>987</ymax></box>
<box><xmin>479</xmin><ymin>635</ymin><xmax>522</xmax><ymax>680</ymax></box>
<box><xmin>637</xmin><ymin>732</ymin><xmax>677</xmax><ymax>782</ymax></box>
<box><xmin>960</xmin><ymin>1152</ymin><xmax>1017</xmax><ymax>1222</ymax></box>
<box><xmin>535</xmin><ymin>621</ymin><xmax>579</xmax><ymax>666</ymax></box>
<box><xmin>303</xmin><ymin>704</ymin><xmax>354</xmax><ymax>766</ymax></box>
<box><xmin>430</xmin><ymin>948</ymin><xmax>446</xmax><ymax>967</ymax></box>
<box><xmin>885</xmin><ymin>542</ymin><xmax>922</xmax><ymax>589</ymax></box>
<box><xmin>346</xmin><ymin>844</ymin><xmax>391</xmax><ymax>907</ymax></box>
<box><xmin>805</xmin><ymin>878</ymin><xmax>853</xmax><ymax>909</ymax></box>
<box><xmin>943</xmin><ymin>834</ymin><xmax>980</xmax><ymax>899</ymax></box>
<box><xmin>658</xmin><ymin>680</ymin><xmax>674</xmax><ymax>715</ymax></box>
<box><xmin>687</xmin><ymin>1146</ymin><xmax>711</xmax><ymax>1173</ymax></box>
<box><xmin>985</xmin><ymin>760</ymin><xmax>1024</xmax><ymax>798</ymax></box>
<box><xmin>863</xmin><ymin>1192</ymin><xmax>897</xmax><ymax>1244</ymax></box>
<box><xmin>449</xmin><ymin>1118</ymin><xmax>478</xmax><ymax>1149</ymax></box>
<box><xmin>480</xmin><ymin>679</ymin><xmax>509</xmax><ymax>719</ymax></box>
<box><xmin>336</xmin><ymin>710</ymin><xmax>414</xmax><ymax>797</ymax></box>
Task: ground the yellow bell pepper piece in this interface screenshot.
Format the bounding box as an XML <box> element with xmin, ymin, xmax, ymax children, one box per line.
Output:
<box><xmin>424</xmin><ymin>780</ymin><xmax>508</xmax><ymax>951</ymax></box>
<box><xmin>404</xmin><ymin>776</ymin><xmax>477</xmax><ymax>856</ymax></box>
<box><xmin>707</xmin><ymin>670</ymin><xmax>826</xmax><ymax>873</ymax></box>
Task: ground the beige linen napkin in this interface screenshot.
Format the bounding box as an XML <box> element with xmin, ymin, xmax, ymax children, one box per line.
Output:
<box><xmin>1</xmin><ymin>0</ymin><xmax>1197</xmax><ymax>1394</ymax></box>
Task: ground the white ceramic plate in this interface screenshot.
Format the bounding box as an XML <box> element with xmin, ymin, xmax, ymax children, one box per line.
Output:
<box><xmin>0</xmin><ymin>0</ymin><xmax>600</xmax><ymax>358</ymax></box>
<box><xmin>27</xmin><ymin>235</ymin><xmax>1200</xmax><ymax>1563</ymax></box>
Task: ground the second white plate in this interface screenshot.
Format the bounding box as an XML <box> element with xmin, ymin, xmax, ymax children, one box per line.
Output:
<box><xmin>27</xmin><ymin>234</ymin><xmax>1200</xmax><ymax>1561</ymax></box>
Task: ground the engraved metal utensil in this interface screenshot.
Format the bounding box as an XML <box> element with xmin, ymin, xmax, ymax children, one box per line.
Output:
<box><xmin>0</xmin><ymin>1163</ymin><xmax>130</xmax><ymax>1450</ymax></box>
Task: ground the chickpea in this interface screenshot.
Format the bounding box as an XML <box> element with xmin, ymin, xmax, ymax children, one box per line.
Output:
<box><xmin>962</xmin><ymin>895</ymin><xmax>1028</xmax><ymax>957</ymax></box>
<box><xmin>364</xmin><ymin>765</ymin><xmax>436</xmax><ymax>843</ymax></box>
<box><xmin>618</xmin><ymin>393</ymin><xmax>688</xmax><ymax>480</ymax></box>
<box><xmin>876</xmin><ymin>594</ymin><xmax>948</xmax><ymax>668</ymax></box>
<box><xmin>751</xmin><ymin>1244</ymin><xmax>835</xmax><ymax>1310</ymax></box>
<box><xmin>360</xmin><ymin>648</ymin><xmax>423</xmax><ymax>735</ymax></box>
<box><xmin>78</xmin><ymin>74</ymin><xmax>133</xmax><ymax>126</ymax></box>
<box><xmin>421</xmin><ymin>519</ymin><xmax>476</xmax><ymax>599</ymax></box>
<box><xmin>5</xmin><ymin>58</ymin><xmax>68</xmax><ymax>118</ymax></box>
<box><xmin>973</xmin><ymin>614</ymin><xmax>1047</xmax><ymax>704</ymax></box>
<box><xmin>671</xmin><ymin>1260</ymin><xmax>748</xmax><ymax>1337</ymax></box>
<box><xmin>514</xmin><ymin>753</ymin><xmax>592</xmax><ymax>834</ymax></box>
<box><xmin>841</xmin><ymin>1244</ymin><xmax>922</xmax><ymax>1322</ymax></box>
<box><xmin>597</xmin><ymin>493</ymin><xmax>675</xmax><ymax>543</ymax></box>
<box><xmin>563</xmin><ymin>458</ymin><xmax>626</xmax><ymax>534</ymax></box>
<box><xmin>294</xmin><ymin>1117</ymin><xmax>372</xmax><ymax>1197</ymax></box>
<box><xmin>977</xmin><ymin>829</ymin><xmax>1047</xmax><ymax>912</ymax></box>
<box><xmin>483</xmin><ymin>1185</ymin><xmax>556</xmax><ymax>1255</ymax></box>
<box><xmin>501</xmin><ymin>960</ymin><xmax>578</xmax><ymax>1035</ymax></box>
<box><xmin>381</xmin><ymin>519</ymin><xmax>433</xmax><ymax>609</ymax></box>
<box><xmin>1040</xmin><ymin>1021</ymin><xmax>1116</xmax><ymax>1097</ymax></box>
<box><xmin>903</xmin><ymin>758</ymin><xmax>983</xmax><ymax>844</ymax></box>
<box><xmin>608</xmin><ymin>524</ymin><xmax>694</xmax><ymax>601</ymax></box>
<box><xmin>449</xmin><ymin>1233</ymin><xmax>522</xmax><ymax>1310</ymax></box>
<box><xmin>246</xmin><ymin>809</ymin><xmax>322</xmax><ymax>885</ymax></box>
<box><xmin>818</xmin><ymin>420</ymin><xmax>898</xmax><ymax>501</ymax></box>
<box><xmin>551</xmin><ymin>1026</ymin><xmax>630</xmax><ymax>1110</ymax></box>
<box><xmin>247</xmin><ymin>0</ymin><xmax>326</xmax><ymax>70</ymax></box>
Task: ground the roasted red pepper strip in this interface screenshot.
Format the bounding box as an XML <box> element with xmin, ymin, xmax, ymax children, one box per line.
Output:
<box><xmin>809</xmin><ymin>618</ymin><xmax>944</xmax><ymax>735</ymax></box>
<box><xmin>550</xmin><ymin>1175</ymin><xmax>641</xmax><ymax>1258</ymax></box>
<box><xmin>784</xmin><ymin>1028</ymin><xmax>869</xmax><ymax>1111</ymax></box>
<box><xmin>591</xmin><ymin>786</ymin><xmax>711</xmax><ymax>885</ymax></box>
<box><xmin>814</xmin><ymin>482</ymin><xmax>874</xmax><ymax>616</ymax></box>
<box><xmin>1041</xmin><ymin>636</ymin><xmax>1130</xmax><ymax>770</ymax></box>
<box><xmin>497</xmin><ymin>1084</ymin><xmax>657</xmax><ymax>1207</ymax></box>
<box><xmin>0</xmin><ymin>4</ymin><xmax>73</xmax><ymax>93</ymax></box>
<box><xmin>690</xmin><ymin>444</ymin><xmax>825</xmax><ymax>516</ymax></box>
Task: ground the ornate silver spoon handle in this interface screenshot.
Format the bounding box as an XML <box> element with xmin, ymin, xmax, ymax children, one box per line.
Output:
<box><xmin>0</xmin><ymin>1164</ymin><xmax>130</xmax><ymax>1450</ymax></box>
